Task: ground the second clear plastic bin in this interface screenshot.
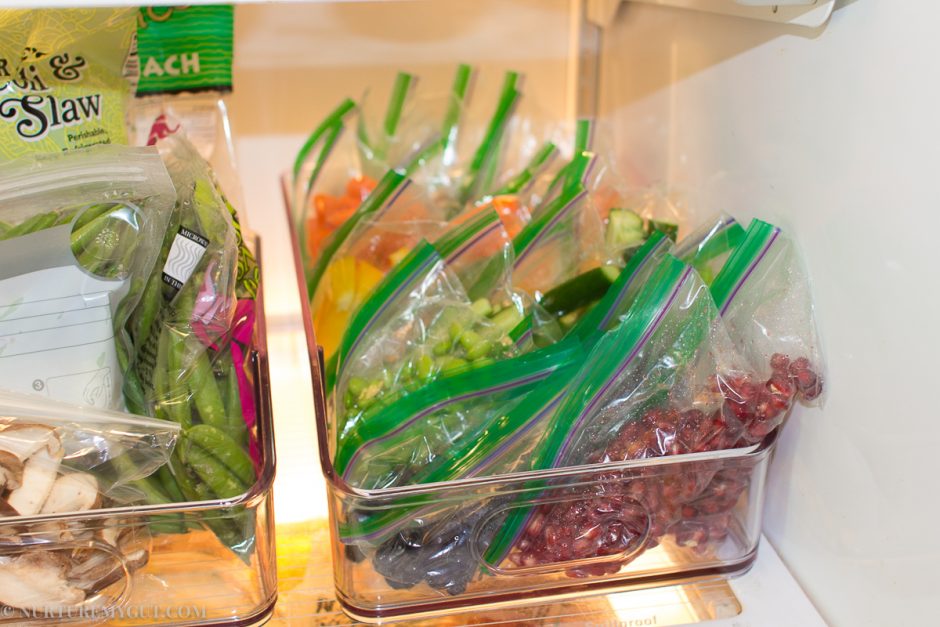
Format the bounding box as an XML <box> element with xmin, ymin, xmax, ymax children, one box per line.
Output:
<box><xmin>284</xmin><ymin>197</ymin><xmax>774</xmax><ymax>623</ymax></box>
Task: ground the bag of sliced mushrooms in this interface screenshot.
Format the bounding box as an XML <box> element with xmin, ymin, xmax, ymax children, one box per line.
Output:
<box><xmin>0</xmin><ymin>390</ymin><xmax>179</xmax><ymax>615</ymax></box>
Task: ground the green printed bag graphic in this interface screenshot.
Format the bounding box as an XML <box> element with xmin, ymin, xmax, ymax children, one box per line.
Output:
<box><xmin>136</xmin><ymin>6</ymin><xmax>234</xmax><ymax>95</ymax></box>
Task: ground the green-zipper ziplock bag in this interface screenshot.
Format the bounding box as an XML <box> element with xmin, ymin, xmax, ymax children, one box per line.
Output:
<box><xmin>333</xmin><ymin>215</ymin><xmax>523</xmax><ymax>441</ymax></box>
<box><xmin>306</xmin><ymin>168</ymin><xmax>408</xmax><ymax>299</ymax></box>
<box><xmin>337</xmin><ymin>339</ymin><xmax>582</xmax><ymax>541</ymax></box>
<box><xmin>710</xmin><ymin>219</ymin><xmax>825</xmax><ymax>406</ymax></box>
<box><xmin>509</xmin><ymin>229</ymin><xmax>673</xmax><ymax>351</ymax></box>
<box><xmin>292</xmin><ymin>98</ymin><xmax>357</xmax><ymax>237</ymax></box>
<box><xmin>568</xmin><ymin>230</ymin><xmax>674</xmax><ymax>342</ymax></box>
<box><xmin>483</xmin><ymin>255</ymin><xmax>701</xmax><ymax>565</ymax></box>
<box><xmin>674</xmin><ymin>213</ymin><xmax>746</xmax><ymax>285</ymax></box>
<box><xmin>458</xmin><ymin>71</ymin><xmax>522</xmax><ymax>205</ymax></box>
<box><xmin>336</xmin><ymin>206</ymin><xmax>513</xmax><ymax>385</ymax></box>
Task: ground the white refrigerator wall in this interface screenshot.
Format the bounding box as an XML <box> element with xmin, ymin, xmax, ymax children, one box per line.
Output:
<box><xmin>600</xmin><ymin>1</ymin><xmax>938</xmax><ymax>625</ymax></box>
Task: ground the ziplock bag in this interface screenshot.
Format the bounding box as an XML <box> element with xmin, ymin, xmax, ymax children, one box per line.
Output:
<box><xmin>310</xmin><ymin>176</ymin><xmax>449</xmax><ymax>359</ymax></box>
<box><xmin>674</xmin><ymin>213</ymin><xmax>745</xmax><ymax>285</ymax></box>
<box><xmin>0</xmin><ymin>389</ymin><xmax>179</xmax><ymax>509</ymax></box>
<box><xmin>484</xmin><ymin>255</ymin><xmax>750</xmax><ymax>569</ymax></box>
<box><xmin>293</xmin><ymin>67</ymin><xmax>467</xmax><ymax>265</ymax></box>
<box><xmin>710</xmin><ymin>219</ymin><xmax>825</xmax><ymax>443</ymax></box>
<box><xmin>0</xmin><ymin>8</ymin><xmax>137</xmax><ymax>161</ymax></box>
<box><xmin>0</xmin><ymin>145</ymin><xmax>174</xmax><ymax>410</ymax></box>
<box><xmin>510</xmin><ymin>152</ymin><xmax>606</xmax><ymax>300</ymax></box>
<box><xmin>0</xmin><ymin>391</ymin><xmax>177</xmax><ymax>614</ymax></box>
<box><xmin>332</xmin><ymin>237</ymin><xmax>519</xmax><ymax>448</ymax></box>
<box><xmin>336</xmin><ymin>340</ymin><xmax>580</xmax><ymax>493</ymax></box>
<box><xmin>340</xmin><ymin>342</ymin><xmax>582</xmax><ymax>596</ymax></box>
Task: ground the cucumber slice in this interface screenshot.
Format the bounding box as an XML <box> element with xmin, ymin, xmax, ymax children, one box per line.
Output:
<box><xmin>647</xmin><ymin>220</ymin><xmax>678</xmax><ymax>242</ymax></box>
<box><xmin>606</xmin><ymin>208</ymin><xmax>646</xmax><ymax>250</ymax></box>
<box><xmin>539</xmin><ymin>265</ymin><xmax>619</xmax><ymax>318</ymax></box>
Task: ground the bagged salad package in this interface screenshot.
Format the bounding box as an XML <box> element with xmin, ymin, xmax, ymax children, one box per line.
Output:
<box><xmin>0</xmin><ymin>8</ymin><xmax>137</xmax><ymax>161</ymax></box>
<box><xmin>128</xmin><ymin>6</ymin><xmax>245</xmax><ymax>209</ymax></box>
<box><xmin>0</xmin><ymin>145</ymin><xmax>174</xmax><ymax>410</ymax></box>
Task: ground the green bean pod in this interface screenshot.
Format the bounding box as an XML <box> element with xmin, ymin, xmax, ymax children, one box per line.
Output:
<box><xmin>3</xmin><ymin>211</ymin><xmax>57</xmax><ymax>240</ymax></box>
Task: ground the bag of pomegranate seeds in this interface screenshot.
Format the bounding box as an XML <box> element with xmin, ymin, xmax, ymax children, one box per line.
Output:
<box><xmin>483</xmin><ymin>254</ymin><xmax>750</xmax><ymax>567</ymax></box>
<box><xmin>708</xmin><ymin>218</ymin><xmax>826</xmax><ymax>444</ymax></box>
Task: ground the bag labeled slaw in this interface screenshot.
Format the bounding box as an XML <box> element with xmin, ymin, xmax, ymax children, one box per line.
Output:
<box><xmin>0</xmin><ymin>8</ymin><xmax>137</xmax><ymax>161</ymax></box>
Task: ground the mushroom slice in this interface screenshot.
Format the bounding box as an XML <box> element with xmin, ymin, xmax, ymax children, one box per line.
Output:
<box><xmin>0</xmin><ymin>451</ymin><xmax>23</xmax><ymax>493</ymax></box>
<box><xmin>40</xmin><ymin>473</ymin><xmax>99</xmax><ymax>515</ymax></box>
<box><xmin>0</xmin><ymin>551</ymin><xmax>85</xmax><ymax>611</ymax></box>
<box><xmin>67</xmin><ymin>551</ymin><xmax>125</xmax><ymax>594</ymax></box>
<box><xmin>7</xmin><ymin>444</ymin><xmax>64</xmax><ymax>516</ymax></box>
<box><xmin>0</xmin><ymin>425</ymin><xmax>59</xmax><ymax>462</ymax></box>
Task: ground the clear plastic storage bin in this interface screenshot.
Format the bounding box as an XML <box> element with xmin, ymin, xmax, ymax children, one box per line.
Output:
<box><xmin>285</xmin><ymin>201</ymin><xmax>775</xmax><ymax>623</ymax></box>
<box><xmin>0</xmin><ymin>251</ymin><xmax>277</xmax><ymax>627</ymax></box>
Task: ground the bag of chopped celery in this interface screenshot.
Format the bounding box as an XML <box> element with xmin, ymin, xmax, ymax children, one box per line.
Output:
<box><xmin>0</xmin><ymin>8</ymin><xmax>136</xmax><ymax>161</ymax></box>
<box><xmin>336</xmin><ymin>339</ymin><xmax>580</xmax><ymax>492</ymax></box>
<box><xmin>674</xmin><ymin>213</ymin><xmax>745</xmax><ymax>285</ymax></box>
<box><xmin>710</xmin><ymin>219</ymin><xmax>825</xmax><ymax>441</ymax></box>
<box><xmin>0</xmin><ymin>146</ymin><xmax>174</xmax><ymax>410</ymax></box>
<box><xmin>331</xmin><ymin>238</ymin><xmax>519</xmax><ymax>448</ymax></box>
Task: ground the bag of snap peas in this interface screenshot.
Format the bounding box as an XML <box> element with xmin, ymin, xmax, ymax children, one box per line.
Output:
<box><xmin>710</xmin><ymin>219</ymin><xmax>825</xmax><ymax>443</ymax></box>
<box><xmin>122</xmin><ymin>136</ymin><xmax>258</xmax><ymax>559</ymax></box>
<box><xmin>674</xmin><ymin>213</ymin><xmax>745</xmax><ymax>285</ymax></box>
<box><xmin>0</xmin><ymin>145</ymin><xmax>174</xmax><ymax>410</ymax></box>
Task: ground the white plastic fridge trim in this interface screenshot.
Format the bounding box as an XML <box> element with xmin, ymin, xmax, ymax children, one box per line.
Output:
<box><xmin>588</xmin><ymin>0</ymin><xmax>835</xmax><ymax>28</ymax></box>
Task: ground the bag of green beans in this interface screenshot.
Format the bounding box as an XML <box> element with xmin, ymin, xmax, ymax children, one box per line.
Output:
<box><xmin>0</xmin><ymin>144</ymin><xmax>174</xmax><ymax>410</ymax></box>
